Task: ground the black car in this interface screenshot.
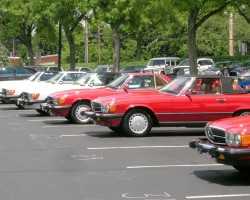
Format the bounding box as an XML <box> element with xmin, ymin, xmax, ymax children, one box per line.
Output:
<box><xmin>202</xmin><ymin>61</ymin><xmax>240</xmax><ymax>76</ymax></box>
<box><xmin>120</xmin><ymin>65</ymin><xmax>145</xmax><ymax>73</ymax></box>
<box><xmin>0</xmin><ymin>66</ymin><xmax>37</xmax><ymax>81</ymax></box>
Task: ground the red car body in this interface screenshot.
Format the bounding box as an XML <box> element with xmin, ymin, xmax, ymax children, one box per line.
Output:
<box><xmin>41</xmin><ymin>73</ymin><xmax>171</xmax><ymax>123</ymax></box>
<box><xmin>190</xmin><ymin>115</ymin><xmax>250</xmax><ymax>172</ymax></box>
<box><xmin>87</xmin><ymin>75</ymin><xmax>250</xmax><ymax>137</ymax></box>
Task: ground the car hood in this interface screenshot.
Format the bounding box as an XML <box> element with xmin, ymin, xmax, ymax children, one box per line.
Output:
<box><xmin>208</xmin><ymin>116</ymin><xmax>250</xmax><ymax>133</ymax></box>
<box><xmin>92</xmin><ymin>90</ymin><xmax>170</xmax><ymax>104</ymax></box>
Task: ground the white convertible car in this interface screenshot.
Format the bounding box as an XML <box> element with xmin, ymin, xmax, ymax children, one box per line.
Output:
<box><xmin>1</xmin><ymin>71</ymin><xmax>55</xmax><ymax>104</ymax></box>
<box><xmin>16</xmin><ymin>72</ymin><xmax>119</xmax><ymax>114</ymax></box>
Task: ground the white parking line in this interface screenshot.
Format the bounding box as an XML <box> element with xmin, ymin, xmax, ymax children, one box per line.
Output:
<box><xmin>127</xmin><ymin>164</ymin><xmax>223</xmax><ymax>169</ymax></box>
<box><xmin>87</xmin><ymin>145</ymin><xmax>188</xmax><ymax>150</ymax></box>
<box><xmin>42</xmin><ymin>124</ymin><xmax>98</xmax><ymax>128</ymax></box>
<box><xmin>60</xmin><ymin>134</ymin><xmax>87</xmax><ymax>137</ymax></box>
<box><xmin>28</xmin><ymin>118</ymin><xmax>65</xmax><ymax>121</ymax></box>
<box><xmin>186</xmin><ymin>193</ymin><xmax>250</xmax><ymax>199</ymax></box>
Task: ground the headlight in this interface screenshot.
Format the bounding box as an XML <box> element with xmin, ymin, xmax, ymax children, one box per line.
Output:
<box><xmin>226</xmin><ymin>132</ymin><xmax>241</xmax><ymax>147</ymax></box>
<box><xmin>27</xmin><ymin>93</ymin><xmax>40</xmax><ymax>100</ymax></box>
<box><xmin>101</xmin><ymin>104</ymin><xmax>117</xmax><ymax>113</ymax></box>
<box><xmin>5</xmin><ymin>90</ymin><xmax>15</xmax><ymax>95</ymax></box>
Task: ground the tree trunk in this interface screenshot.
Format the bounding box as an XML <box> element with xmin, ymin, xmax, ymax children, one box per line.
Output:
<box><xmin>112</xmin><ymin>28</ymin><xmax>120</xmax><ymax>72</ymax></box>
<box><xmin>64</xmin><ymin>28</ymin><xmax>76</xmax><ymax>70</ymax></box>
<box><xmin>136</xmin><ymin>34</ymin><xmax>143</xmax><ymax>60</ymax></box>
<box><xmin>27</xmin><ymin>44</ymin><xmax>34</xmax><ymax>66</ymax></box>
<box><xmin>188</xmin><ymin>8</ymin><xmax>199</xmax><ymax>75</ymax></box>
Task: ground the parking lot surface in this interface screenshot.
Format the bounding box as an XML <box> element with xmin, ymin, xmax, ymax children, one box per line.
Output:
<box><xmin>0</xmin><ymin>103</ymin><xmax>250</xmax><ymax>200</ymax></box>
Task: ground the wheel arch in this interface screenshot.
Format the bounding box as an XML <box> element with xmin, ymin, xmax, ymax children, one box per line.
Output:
<box><xmin>122</xmin><ymin>106</ymin><xmax>159</xmax><ymax>126</ymax></box>
<box><xmin>71</xmin><ymin>99</ymin><xmax>91</xmax><ymax>110</ymax></box>
<box><xmin>233</xmin><ymin>109</ymin><xmax>250</xmax><ymax>116</ymax></box>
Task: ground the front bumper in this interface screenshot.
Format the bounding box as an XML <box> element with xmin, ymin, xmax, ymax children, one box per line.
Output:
<box><xmin>85</xmin><ymin>111</ymin><xmax>124</xmax><ymax>127</ymax></box>
<box><xmin>2</xmin><ymin>94</ymin><xmax>20</xmax><ymax>102</ymax></box>
<box><xmin>189</xmin><ymin>138</ymin><xmax>250</xmax><ymax>166</ymax></box>
<box><xmin>17</xmin><ymin>98</ymin><xmax>44</xmax><ymax>109</ymax></box>
<box><xmin>40</xmin><ymin>103</ymin><xmax>71</xmax><ymax>116</ymax></box>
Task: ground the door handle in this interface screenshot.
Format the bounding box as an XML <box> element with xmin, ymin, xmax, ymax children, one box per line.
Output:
<box><xmin>216</xmin><ymin>98</ymin><xmax>227</xmax><ymax>102</ymax></box>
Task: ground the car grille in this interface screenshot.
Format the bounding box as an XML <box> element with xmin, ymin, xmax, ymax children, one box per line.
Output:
<box><xmin>46</xmin><ymin>96</ymin><xmax>54</xmax><ymax>104</ymax></box>
<box><xmin>2</xmin><ymin>89</ymin><xmax>7</xmax><ymax>96</ymax></box>
<box><xmin>205</xmin><ymin>126</ymin><xmax>226</xmax><ymax>145</ymax></box>
<box><xmin>91</xmin><ymin>101</ymin><xmax>102</xmax><ymax>113</ymax></box>
<box><xmin>21</xmin><ymin>92</ymin><xmax>29</xmax><ymax>100</ymax></box>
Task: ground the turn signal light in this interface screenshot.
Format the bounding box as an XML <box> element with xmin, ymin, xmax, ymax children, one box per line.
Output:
<box><xmin>33</xmin><ymin>93</ymin><xmax>40</xmax><ymax>100</ymax></box>
<box><xmin>58</xmin><ymin>98</ymin><xmax>65</xmax><ymax>105</ymax></box>
<box><xmin>241</xmin><ymin>134</ymin><xmax>250</xmax><ymax>147</ymax></box>
<box><xmin>9</xmin><ymin>90</ymin><xmax>15</xmax><ymax>95</ymax></box>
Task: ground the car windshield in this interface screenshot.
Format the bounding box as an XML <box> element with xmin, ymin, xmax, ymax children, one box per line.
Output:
<box><xmin>160</xmin><ymin>77</ymin><xmax>192</xmax><ymax>95</ymax></box>
<box><xmin>27</xmin><ymin>72</ymin><xmax>43</xmax><ymax>81</ymax></box>
<box><xmin>179</xmin><ymin>59</ymin><xmax>189</xmax><ymax>66</ymax></box>
<box><xmin>148</xmin><ymin>59</ymin><xmax>165</xmax><ymax>66</ymax></box>
<box><xmin>105</xmin><ymin>74</ymin><xmax>128</xmax><ymax>89</ymax></box>
<box><xmin>46</xmin><ymin>73</ymin><xmax>63</xmax><ymax>83</ymax></box>
<box><xmin>73</xmin><ymin>73</ymin><xmax>93</xmax><ymax>86</ymax></box>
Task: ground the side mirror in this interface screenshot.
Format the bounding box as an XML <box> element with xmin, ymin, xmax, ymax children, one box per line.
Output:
<box><xmin>185</xmin><ymin>88</ymin><xmax>198</xmax><ymax>95</ymax></box>
<box><xmin>123</xmin><ymin>85</ymin><xmax>129</xmax><ymax>93</ymax></box>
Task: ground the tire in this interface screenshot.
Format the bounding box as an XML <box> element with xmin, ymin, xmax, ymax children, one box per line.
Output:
<box><xmin>121</xmin><ymin>109</ymin><xmax>152</xmax><ymax>137</ymax></box>
<box><xmin>233</xmin><ymin>166</ymin><xmax>249</xmax><ymax>173</ymax></box>
<box><xmin>70</xmin><ymin>101</ymin><xmax>91</xmax><ymax>124</ymax></box>
<box><xmin>235</xmin><ymin>110</ymin><xmax>250</xmax><ymax>116</ymax></box>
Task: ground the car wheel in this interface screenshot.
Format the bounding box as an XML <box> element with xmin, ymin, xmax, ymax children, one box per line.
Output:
<box><xmin>233</xmin><ymin>166</ymin><xmax>249</xmax><ymax>173</ymax></box>
<box><xmin>122</xmin><ymin>109</ymin><xmax>152</xmax><ymax>137</ymax></box>
<box><xmin>235</xmin><ymin>110</ymin><xmax>250</xmax><ymax>116</ymax></box>
<box><xmin>70</xmin><ymin>101</ymin><xmax>91</xmax><ymax>124</ymax></box>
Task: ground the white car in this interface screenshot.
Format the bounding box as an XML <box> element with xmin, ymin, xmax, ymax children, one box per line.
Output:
<box><xmin>177</xmin><ymin>58</ymin><xmax>214</xmax><ymax>72</ymax></box>
<box><xmin>16</xmin><ymin>72</ymin><xmax>119</xmax><ymax>114</ymax></box>
<box><xmin>1</xmin><ymin>71</ymin><xmax>55</xmax><ymax>104</ymax></box>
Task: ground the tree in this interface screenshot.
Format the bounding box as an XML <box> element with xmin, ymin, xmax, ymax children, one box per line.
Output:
<box><xmin>0</xmin><ymin>43</ymin><xmax>9</xmax><ymax>67</ymax></box>
<box><xmin>0</xmin><ymin>0</ymin><xmax>38</xmax><ymax>65</ymax></box>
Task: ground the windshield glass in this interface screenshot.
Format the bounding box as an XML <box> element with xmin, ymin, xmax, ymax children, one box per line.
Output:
<box><xmin>27</xmin><ymin>72</ymin><xmax>42</xmax><ymax>81</ymax></box>
<box><xmin>160</xmin><ymin>77</ymin><xmax>192</xmax><ymax>95</ymax></box>
<box><xmin>178</xmin><ymin>60</ymin><xmax>189</xmax><ymax>66</ymax></box>
<box><xmin>148</xmin><ymin>59</ymin><xmax>165</xmax><ymax>66</ymax></box>
<box><xmin>46</xmin><ymin>73</ymin><xmax>63</xmax><ymax>83</ymax></box>
<box><xmin>73</xmin><ymin>73</ymin><xmax>93</xmax><ymax>86</ymax></box>
<box><xmin>106</xmin><ymin>74</ymin><xmax>128</xmax><ymax>89</ymax></box>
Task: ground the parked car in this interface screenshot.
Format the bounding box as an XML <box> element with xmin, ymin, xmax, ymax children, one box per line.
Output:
<box><xmin>167</xmin><ymin>66</ymin><xmax>190</xmax><ymax>80</ymax></box>
<box><xmin>17</xmin><ymin>72</ymin><xmax>119</xmax><ymax>114</ymax></box>
<box><xmin>0</xmin><ymin>66</ymin><xmax>37</xmax><ymax>81</ymax></box>
<box><xmin>40</xmin><ymin>73</ymin><xmax>171</xmax><ymax>124</ymax></box>
<box><xmin>120</xmin><ymin>65</ymin><xmax>145</xmax><ymax>73</ymax></box>
<box><xmin>73</xmin><ymin>67</ymin><xmax>92</xmax><ymax>72</ymax></box>
<box><xmin>202</xmin><ymin>61</ymin><xmax>241</xmax><ymax>75</ymax></box>
<box><xmin>36</xmin><ymin>66</ymin><xmax>62</xmax><ymax>73</ymax></box>
<box><xmin>177</xmin><ymin>58</ymin><xmax>214</xmax><ymax>72</ymax></box>
<box><xmin>94</xmin><ymin>65</ymin><xmax>114</xmax><ymax>73</ymax></box>
<box><xmin>189</xmin><ymin>115</ymin><xmax>250</xmax><ymax>173</ymax></box>
<box><xmin>16</xmin><ymin>71</ymin><xmax>86</xmax><ymax>113</ymax></box>
<box><xmin>143</xmin><ymin>57</ymin><xmax>180</xmax><ymax>74</ymax></box>
<box><xmin>1</xmin><ymin>71</ymin><xmax>56</xmax><ymax>105</ymax></box>
<box><xmin>86</xmin><ymin>75</ymin><xmax>250</xmax><ymax>137</ymax></box>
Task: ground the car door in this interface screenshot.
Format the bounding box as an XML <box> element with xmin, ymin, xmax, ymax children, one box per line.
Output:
<box><xmin>171</xmin><ymin>78</ymin><xmax>230</xmax><ymax>123</ymax></box>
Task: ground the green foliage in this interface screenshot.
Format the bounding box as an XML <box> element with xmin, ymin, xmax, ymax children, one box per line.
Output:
<box><xmin>0</xmin><ymin>43</ymin><xmax>10</xmax><ymax>67</ymax></box>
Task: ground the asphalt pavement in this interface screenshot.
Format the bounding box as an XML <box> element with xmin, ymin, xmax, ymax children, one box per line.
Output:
<box><xmin>0</xmin><ymin>103</ymin><xmax>250</xmax><ymax>200</ymax></box>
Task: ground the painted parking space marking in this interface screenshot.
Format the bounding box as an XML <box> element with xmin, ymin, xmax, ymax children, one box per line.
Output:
<box><xmin>60</xmin><ymin>134</ymin><xmax>87</xmax><ymax>137</ymax></box>
<box><xmin>42</xmin><ymin>124</ymin><xmax>98</xmax><ymax>128</ymax></box>
<box><xmin>186</xmin><ymin>193</ymin><xmax>250</xmax><ymax>199</ymax></box>
<box><xmin>87</xmin><ymin>145</ymin><xmax>189</xmax><ymax>150</ymax></box>
<box><xmin>28</xmin><ymin>118</ymin><xmax>66</xmax><ymax>121</ymax></box>
<box><xmin>127</xmin><ymin>164</ymin><xmax>223</xmax><ymax>169</ymax></box>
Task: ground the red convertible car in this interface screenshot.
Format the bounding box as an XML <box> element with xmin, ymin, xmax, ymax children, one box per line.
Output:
<box><xmin>189</xmin><ymin>116</ymin><xmax>250</xmax><ymax>173</ymax></box>
<box><xmin>86</xmin><ymin>75</ymin><xmax>250</xmax><ymax>137</ymax></box>
<box><xmin>41</xmin><ymin>73</ymin><xmax>171</xmax><ymax>123</ymax></box>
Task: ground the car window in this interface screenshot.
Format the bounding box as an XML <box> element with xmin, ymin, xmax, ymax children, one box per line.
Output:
<box><xmin>0</xmin><ymin>67</ymin><xmax>14</xmax><ymax>78</ymax></box>
<box><xmin>127</xmin><ymin>76</ymin><xmax>155</xmax><ymax>89</ymax></box>
<box><xmin>16</xmin><ymin>67</ymin><xmax>34</xmax><ymax>77</ymax></box>
<box><xmin>155</xmin><ymin>76</ymin><xmax>167</xmax><ymax>89</ymax></box>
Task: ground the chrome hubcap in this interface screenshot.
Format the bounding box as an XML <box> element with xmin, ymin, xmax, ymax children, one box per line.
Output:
<box><xmin>240</xmin><ymin>112</ymin><xmax>250</xmax><ymax>116</ymax></box>
<box><xmin>128</xmin><ymin>113</ymin><xmax>148</xmax><ymax>134</ymax></box>
<box><xmin>75</xmin><ymin>104</ymin><xmax>90</xmax><ymax>123</ymax></box>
